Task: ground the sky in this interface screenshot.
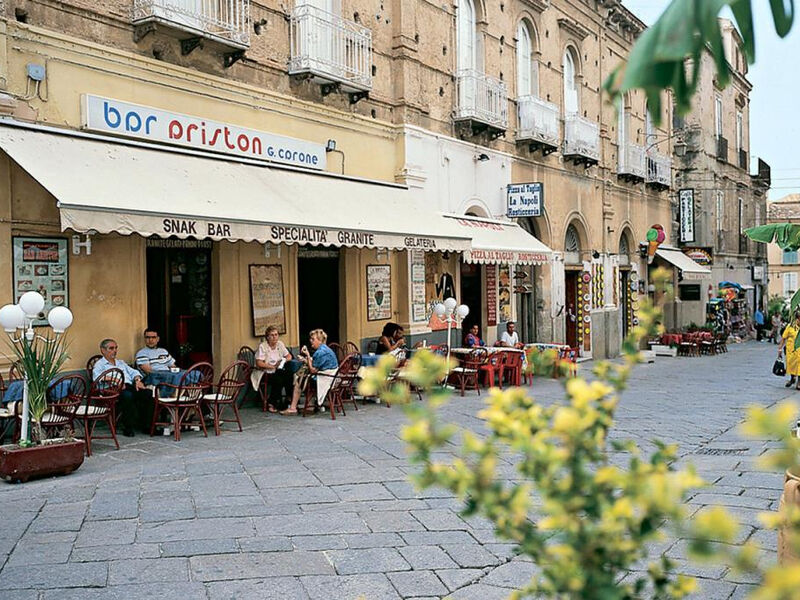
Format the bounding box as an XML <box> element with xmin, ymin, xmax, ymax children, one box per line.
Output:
<box><xmin>622</xmin><ymin>1</ymin><xmax>800</xmax><ymax>200</ymax></box>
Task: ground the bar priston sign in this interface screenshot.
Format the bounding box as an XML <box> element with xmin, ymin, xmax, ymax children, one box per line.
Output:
<box><xmin>81</xmin><ymin>95</ymin><xmax>326</xmax><ymax>170</ymax></box>
<box><xmin>507</xmin><ymin>183</ymin><xmax>543</xmax><ymax>218</ymax></box>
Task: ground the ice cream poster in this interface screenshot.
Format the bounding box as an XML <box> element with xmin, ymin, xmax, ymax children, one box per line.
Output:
<box><xmin>367</xmin><ymin>265</ymin><xmax>392</xmax><ymax>321</ymax></box>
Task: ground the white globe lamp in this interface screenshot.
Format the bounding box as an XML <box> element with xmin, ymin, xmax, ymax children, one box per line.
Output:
<box><xmin>47</xmin><ymin>306</ymin><xmax>74</xmax><ymax>333</ymax></box>
<box><xmin>443</xmin><ymin>297</ymin><xmax>457</xmax><ymax>313</ymax></box>
<box><xmin>0</xmin><ymin>304</ymin><xmax>25</xmax><ymax>332</ymax></box>
<box><xmin>434</xmin><ymin>303</ymin><xmax>446</xmax><ymax>318</ymax></box>
<box><xmin>456</xmin><ymin>304</ymin><xmax>470</xmax><ymax>319</ymax></box>
<box><xmin>18</xmin><ymin>291</ymin><xmax>45</xmax><ymax>318</ymax></box>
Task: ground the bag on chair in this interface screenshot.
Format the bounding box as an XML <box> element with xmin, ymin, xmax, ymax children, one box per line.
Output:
<box><xmin>773</xmin><ymin>357</ymin><xmax>787</xmax><ymax>377</ymax></box>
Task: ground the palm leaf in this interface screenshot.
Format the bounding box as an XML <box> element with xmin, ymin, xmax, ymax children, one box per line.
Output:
<box><xmin>792</xmin><ymin>288</ymin><xmax>800</xmax><ymax>315</ymax></box>
<box><xmin>744</xmin><ymin>224</ymin><xmax>800</xmax><ymax>250</ymax></box>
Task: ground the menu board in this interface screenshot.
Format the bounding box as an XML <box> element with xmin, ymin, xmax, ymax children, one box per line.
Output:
<box><xmin>498</xmin><ymin>264</ymin><xmax>511</xmax><ymax>322</ymax></box>
<box><xmin>367</xmin><ymin>264</ymin><xmax>392</xmax><ymax>321</ymax></box>
<box><xmin>249</xmin><ymin>264</ymin><xmax>286</xmax><ymax>336</ymax></box>
<box><xmin>486</xmin><ymin>265</ymin><xmax>497</xmax><ymax>326</ymax></box>
<box><xmin>410</xmin><ymin>250</ymin><xmax>427</xmax><ymax>323</ymax></box>
<box><xmin>12</xmin><ymin>237</ymin><xmax>69</xmax><ymax>325</ymax></box>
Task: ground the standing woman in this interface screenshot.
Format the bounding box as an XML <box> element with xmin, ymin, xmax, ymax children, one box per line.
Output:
<box><xmin>778</xmin><ymin>311</ymin><xmax>800</xmax><ymax>389</ymax></box>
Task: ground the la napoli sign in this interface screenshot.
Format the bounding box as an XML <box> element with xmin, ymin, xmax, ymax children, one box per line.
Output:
<box><xmin>81</xmin><ymin>95</ymin><xmax>326</xmax><ymax>170</ymax></box>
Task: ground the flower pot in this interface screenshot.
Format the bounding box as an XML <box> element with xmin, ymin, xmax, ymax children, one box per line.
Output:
<box><xmin>0</xmin><ymin>439</ymin><xmax>85</xmax><ymax>483</ymax></box>
<box><xmin>779</xmin><ymin>466</ymin><xmax>800</xmax><ymax>565</ymax></box>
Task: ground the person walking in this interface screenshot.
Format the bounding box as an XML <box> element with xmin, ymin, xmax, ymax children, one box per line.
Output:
<box><xmin>778</xmin><ymin>311</ymin><xmax>800</xmax><ymax>389</ymax></box>
<box><xmin>754</xmin><ymin>306</ymin><xmax>765</xmax><ymax>341</ymax></box>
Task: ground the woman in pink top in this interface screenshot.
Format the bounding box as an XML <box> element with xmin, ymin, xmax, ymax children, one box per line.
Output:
<box><xmin>255</xmin><ymin>325</ymin><xmax>293</xmax><ymax>412</ymax></box>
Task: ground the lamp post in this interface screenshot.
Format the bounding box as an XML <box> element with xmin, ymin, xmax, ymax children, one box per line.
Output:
<box><xmin>433</xmin><ymin>297</ymin><xmax>470</xmax><ymax>380</ymax></box>
<box><xmin>0</xmin><ymin>291</ymin><xmax>73</xmax><ymax>444</ymax></box>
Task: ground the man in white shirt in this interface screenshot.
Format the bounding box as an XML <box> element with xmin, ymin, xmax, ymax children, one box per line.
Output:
<box><xmin>496</xmin><ymin>321</ymin><xmax>524</xmax><ymax>349</ymax></box>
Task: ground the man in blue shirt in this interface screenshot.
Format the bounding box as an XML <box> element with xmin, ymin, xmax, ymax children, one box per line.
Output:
<box><xmin>93</xmin><ymin>338</ymin><xmax>155</xmax><ymax>436</ymax></box>
<box><xmin>281</xmin><ymin>328</ymin><xmax>339</xmax><ymax>415</ymax></box>
<box><xmin>754</xmin><ymin>307</ymin><xmax>765</xmax><ymax>341</ymax></box>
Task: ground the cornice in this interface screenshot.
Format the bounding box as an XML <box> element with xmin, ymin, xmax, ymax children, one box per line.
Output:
<box><xmin>557</xmin><ymin>17</ymin><xmax>591</xmax><ymax>40</ymax></box>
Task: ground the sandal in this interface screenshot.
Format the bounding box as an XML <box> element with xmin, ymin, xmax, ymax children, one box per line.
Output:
<box><xmin>279</xmin><ymin>408</ymin><xmax>298</xmax><ymax>415</ymax></box>
<box><xmin>267</xmin><ymin>405</ymin><xmax>277</xmax><ymax>413</ymax></box>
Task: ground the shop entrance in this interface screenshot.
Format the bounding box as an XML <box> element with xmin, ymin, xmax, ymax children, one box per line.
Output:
<box><xmin>514</xmin><ymin>265</ymin><xmax>537</xmax><ymax>343</ymax></box>
<box><xmin>298</xmin><ymin>248</ymin><xmax>340</xmax><ymax>344</ymax></box>
<box><xmin>460</xmin><ymin>262</ymin><xmax>483</xmax><ymax>338</ymax></box>
<box><xmin>146</xmin><ymin>240</ymin><xmax>213</xmax><ymax>367</ymax></box>
<box><xmin>565</xmin><ymin>270</ymin><xmax>580</xmax><ymax>349</ymax></box>
<box><xmin>620</xmin><ymin>269</ymin><xmax>631</xmax><ymax>339</ymax></box>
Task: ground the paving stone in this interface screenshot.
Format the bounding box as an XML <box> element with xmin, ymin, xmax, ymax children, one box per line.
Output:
<box><xmin>6</xmin><ymin>541</ymin><xmax>73</xmax><ymax>566</ymax></box>
<box><xmin>252</xmin><ymin>470</ymin><xmax>320</xmax><ymax>489</ymax></box>
<box><xmin>387</xmin><ymin>570</ymin><xmax>449</xmax><ymax>597</ymax></box>
<box><xmin>400</xmin><ymin>530</ymin><xmax>477</xmax><ymax>546</ymax></box>
<box><xmin>190</xmin><ymin>551</ymin><xmax>335</xmax><ymax>581</ymax></box>
<box><xmin>291</xmin><ymin>535</ymin><xmax>348</xmax><ymax>550</ymax></box>
<box><xmin>436</xmin><ymin>568</ymin><xmax>484</xmax><ymax>592</ymax></box>
<box><xmin>362</xmin><ymin>510</ymin><xmax>425</xmax><ymax>533</ymax></box>
<box><xmin>205</xmin><ymin>577</ymin><xmax>310</xmax><ymax>599</ymax></box>
<box><xmin>300</xmin><ymin>574</ymin><xmax>401</xmax><ymax>600</ymax></box>
<box><xmin>482</xmin><ymin>560</ymin><xmax>540</xmax><ymax>588</ymax></box>
<box><xmin>260</xmin><ymin>486</ymin><xmax>339</xmax><ymax>505</ymax></box>
<box><xmin>75</xmin><ymin>519</ymin><xmax>137</xmax><ymax>547</ymax></box>
<box><xmin>399</xmin><ymin>545</ymin><xmax>458</xmax><ymax>569</ymax></box>
<box><xmin>138</xmin><ymin>517</ymin><xmax>255</xmax><ymax>542</ymax></box>
<box><xmin>108</xmin><ymin>557</ymin><xmax>190</xmax><ymax>585</ymax></box>
<box><xmin>670</xmin><ymin>558</ymin><xmax>728</xmax><ymax>580</ymax></box>
<box><xmin>253</xmin><ymin>513</ymin><xmax>369</xmax><ymax>536</ymax></box>
<box><xmin>161</xmin><ymin>538</ymin><xmax>240</xmax><ymax>557</ymax></box>
<box><xmin>326</xmin><ymin>547</ymin><xmax>411</xmax><ymax>575</ymax></box>
<box><xmin>87</xmin><ymin>491</ymin><xmax>140</xmax><ymax>520</ymax></box>
<box><xmin>687</xmin><ymin>492</ymin><xmax>773</xmax><ymax>510</ymax></box>
<box><xmin>410</xmin><ymin>508</ymin><xmax>470</xmax><ymax>531</ymax></box>
<box><xmin>316</xmin><ymin>467</ymin><xmax>407</xmax><ymax>486</ymax></box>
<box><xmin>237</xmin><ymin>536</ymin><xmax>294</xmax><ymax>552</ymax></box>
<box><xmin>445</xmin><ymin>583</ymin><xmax>516</xmax><ymax>599</ymax></box>
<box><xmin>684</xmin><ymin>578</ymin><xmax>737</xmax><ymax>600</ymax></box>
<box><xmin>441</xmin><ymin>543</ymin><xmax>502</xmax><ymax>568</ymax></box>
<box><xmin>41</xmin><ymin>583</ymin><xmax>208</xmax><ymax>600</ymax></box>
<box><xmin>331</xmin><ymin>483</ymin><xmax>395</xmax><ymax>502</ymax></box>
<box><xmin>0</xmin><ymin>562</ymin><xmax>108</xmax><ymax>590</ymax></box>
<box><xmin>343</xmin><ymin>532</ymin><xmax>405</xmax><ymax>548</ymax></box>
<box><xmin>70</xmin><ymin>543</ymin><xmax>162</xmax><ymax>562</ymax></box>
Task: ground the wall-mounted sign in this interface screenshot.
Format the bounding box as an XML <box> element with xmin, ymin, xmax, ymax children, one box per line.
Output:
<box><xmin>82</xmin><ymin>95</ymin><xmax>326</xmax><ymax>170</ymax></box>
<box><xmin>249</xmin><ymin>265</ymin><xmax>286</xmax><ymax>336</ymax></box>
<box><xmin>366</xmin><ymin>265</ymin><xmax>392</xmax><ymax>321</ymax></box>
<box><xmin>752</xmin><ymin>265</ymin><xmax>765</xmax><ymax>281</ymax></box>
<box><xmin>12</xmin><ymin>237</ymin><xmax>69</xmax><ymax>326</ymax></box>
<box><xmin>486</xmin><ymin>265</ymin><xmax>498</xmax><ymax>327</ymax></box>
<box><xmin>682</xmin><ymin>247</ymin><xmax>713</xmax><ymax>266</ymax></box>
<box><xmin>410</xmin><ymin>250</ymin><xmax>427</xmax><ymax>323</ymax></box>
<box><xmin>679</xmin><ymin>189</ymin><xmax>695</xmax><ymax>243</ymax></box>
<box><xmin>507</xmin><ymin>182</ymin><xmax>543</xmax><ymax>218</ymax></box>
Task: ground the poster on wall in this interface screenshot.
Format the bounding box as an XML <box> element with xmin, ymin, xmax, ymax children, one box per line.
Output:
<box><xmin>486</xmin><ymin>265</ymin><xmax>498</xmax><ymax>326</ymax></box>
<box><xmin>12</xmin><ymin>237</ymin><xmax>69</xmax><ymax>326</ymax></box>
<box><xmin>367</xmin><ymin>264</ymin><xmax>392</xmax><ymax>321</ymax></box>
<box><xmin>249</xmin><ymin>264</ymin><xmax>286</xmax><ymax>336</ymax></box>
<box><xmin>410</xmin><ymin>250</ymin><xmax>427</xmax><ymax>323</ymax></box>
<box><xmin>679</xmin><ymin>189</ymin><xmax>695</xmax><ymax>243</ymax></box>
<box><xmin>498</xmin><ymin>264</ymin><xmax>511</xmax><ymax>322</ymax></box>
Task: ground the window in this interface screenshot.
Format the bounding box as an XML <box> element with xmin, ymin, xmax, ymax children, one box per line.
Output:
<box><xmin>679</xmin><ymin>285</ymin><xmax>701</xmax><ymax>301</ymax></box>
<box><xmin>738</xmin><ymin>197</ymin><xmax>744</xmax><ymax>232</ymax></box>
<box><xmin>565</xmin><ymin>224</ymin><xmax>580</xmax><ymax>253</ymax></box>
<box><xmin>736</xmin><ymin>111</ymin><xmax>743</xmax><ymax>152</ymax></box>
<box><xmin>617</xmin><ymin>96</ymin><xmax>628</xmax><ymax>148</ymax></box>
<box><xmin>784</xmin><ymin>272</ymin><xmax>798</xmax><ymax>297</ymax></box>
<box><xmin>672</xmin><ymin>101</ymin><xmax>685</xmax><ymax>131</ymax></box>
<box><xmin>715</xmin><ymin>96</ymin><xmax>723</xmax><ymax>137</ymax></box>
<box><xmin>755</xmin><ymin>205</ymin><xmax>761</xmax><ymax>227</ymax></box>
<box><xmin>516</xmin><ymin>22</ymin><xmax>537</xmax><ymax>97</ymax></box>
<box><xmin>783</xmin><ymin>249</ymin><xmax>799</xmax><ymax>265</ymax></box>
<box><xmin>645</xmin><ymin>103</ymin><xmax>656</xmax><ymax>148</ymax></box>
<box><xmin>457</xmin><ymin>0</ymin><xmax>476</xmax><ymax>72</ymax></box>
<box><xmin>715</xmin><ymin>191</ymin><xmax>724</xmax><ymax>233</ymax></box>
<box><xmin>563</xmin><ymin>49</ymin><xmax>578</xmax><ymax>115</ymax></box>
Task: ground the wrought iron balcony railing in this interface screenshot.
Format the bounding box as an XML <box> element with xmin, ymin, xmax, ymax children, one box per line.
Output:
<box><xmin>132</xmin><ymin>0</ymin><xmax>250</xmax><ymax>49</ymax></box>
<box><xmin>288</xmin><ymin>4</ymin><xmax>372</xmax><ymax>92</ymax></box>
<box><xmin>617</xmin><ymin>142</ymin><xmax>646</xmax><ymax>181</ymax></box>
<box><xmin>563</xmin><ymin>113</ymin><xmax>599</xmax><ymax>165</ymax></box>
<box><xmin>516</xmin><ymin>95</ymin><xmax>559</xmax><ymax>148</ymax></box>
<box><xmin>454</xmin><ymin>69</ymin><xmax>509</xmax><ymax>131</ymax></box>
<box><xmin>646</xmin><ymin>150</ymin><xmax>671</xmax><ymax>188</ymax></box>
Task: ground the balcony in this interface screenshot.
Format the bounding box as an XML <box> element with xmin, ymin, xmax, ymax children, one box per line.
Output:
<box><xmin>563</xmin><ymin>113</ymin><xmax>599</xmax><ymax>166</ymax></box>
<box><xmin>454</xmin><ymin>69</ymin><xmax>508</xmax><ymax>138</ymax></box>
<box><xmin>132</xmin><ymin>0</ymin><xmax>250</xmax><ymax>50</ymax></box>
<box><xmin>738</xmin><ymin>148</ymin><xmax>748</xmax><ymax>170</ymax></box>
<box><xmin>646</xmin><ymin>150</ymin><xmax>671</xmax><ymax>189</ymax></box>
<box><xmin>516</xmin><ymin>95</ymin><xmax>559</xmax><ymax>154</ymax></box>
<box><xmin>617</xmin><ymin>142</ymin><xmax>646</xmax><ymax>182</ymax></box>
<box><xmin>289</xmin><ymin>4</ymin><xmax>372</xmax><ymax>96</ymax></box>
<box><xmin>716</xmin><ymin>135</ymin><xmax>728</xmax><ymax>162</ymax></box>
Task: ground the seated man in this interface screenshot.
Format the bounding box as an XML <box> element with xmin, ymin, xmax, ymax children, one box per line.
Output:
<box><xmin>93</xmin><ymin>338</ymin><xmax>155</xmax><ymax>437</ymax></box>
<box><xmin>495</xmin><ymin>320</ymin><xmax>524</xmax><ymax>349</ymax></box>
<box><xmin>135</xmin><ymin>328</ymin><xmax>177</xmax><ymax>389</ymax></box>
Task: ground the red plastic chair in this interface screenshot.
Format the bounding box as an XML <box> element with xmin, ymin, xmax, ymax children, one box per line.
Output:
<box><xmin>203</xmin><ymin>360</ymin><xmax>247</xmax><ymax>435</ymax></box>
<box><xmin>478</xmin><ymin>351</ymin><xmax>504</xmax><ymax>388</ymax></box>
<box><xmin>151</xmin><ymin>362</ymin><xmax>214</xmax><ymax>441</ymax></box>
<box><xmin>501</xmin><ymin>351</ymin><xmax>523</xmax><ymax>387</ymax></box>
<box><xmin>77</xmin><ymin>368</ymin><xmax>124</xmax><ymax>456</ymax></box>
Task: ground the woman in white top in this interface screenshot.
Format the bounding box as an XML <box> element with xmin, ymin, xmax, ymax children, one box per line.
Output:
<box><xmin>255</xmin><ymin>325</ymin><xmax>293</xmax><ymax>412</ymax></box>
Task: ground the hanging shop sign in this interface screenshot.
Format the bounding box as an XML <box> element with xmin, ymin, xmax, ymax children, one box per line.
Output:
<box><xmin>367</xmin><ymin>265</ymin><xmax>392</xmax><ymax>321</ymax></box>
<box><xmin>486</xmin><ymin>265</ymin><xmax>498</xmax><ymax>327</ymax></box>
<box><xmin>752</xmin><ymin>265</ymin><xmax>765</xmax><ymax>281</ymax></box>
<box><xmin>498</xmin><ymin>265</ymin><xmax>512</xmax><ymax>322</ymax></box>
<box><xmin>81</xmin><ymin>95</ymin><xmax>327</xmax><ymax>170</ymax></box>
<box><xmin>678</xmin><ymin>189</ymin><xmax>695</xmax><ymax>243</ymax></box>
<box><xmin>410</xmin><ymin>250</ymin><xmax>427</xmax><ymax>323</ymax></box>
<box><xmin>12</xmin><ymin>237</ymin><xmax>69</xmax><ymax>326</ymax></box>
<box><xmin>506</xmin><ymin>183</ymin><xmax>543</xmax><ymax>218</ymax></box>
<box><xmin>682</xmin><ymin>247</ymin><xmax>713</xmax><ymax>266</ymax></box>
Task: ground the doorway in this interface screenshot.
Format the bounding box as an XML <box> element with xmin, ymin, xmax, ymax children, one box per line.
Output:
<box><xmin>514</xmin><ymin>264</ymin><xmax>537</xmax><ymax>343</ymax></box>
<box><xmin>298</xmin><ymin>248</ymin><xmax>340</xmax><ymax>345</ymax></box>
<box><xmin>460</xmin><ymin>262</ymin><xmax>483</xmax><ymax>338</ymax></box>
<box><xmin>146</xmin><ymin>241</ymin><xmax>213</xmax><ymax>367</ymax></box>
<box><xmin>565</xmin><ymin>270</ymin><xmax>580</xmax><ymax>349</ymax></box>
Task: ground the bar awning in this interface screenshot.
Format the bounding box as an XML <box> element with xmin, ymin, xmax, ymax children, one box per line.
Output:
<box><xmin>0</xmin><ymin>125</ymin><xmax>471</xmax><ymax>252</ymax></box>
<box><xmin>445</xmin><ymin>215</ymin><xmax>552</xmax><ymax>265</ymax></box>
<box><xmin>655</xmin><ymin>246</ymin><xmax>711</xmax><ymax>280</ymax></box>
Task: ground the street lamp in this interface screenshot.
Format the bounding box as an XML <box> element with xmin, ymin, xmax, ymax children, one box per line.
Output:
<box><xmin>0</xmin><ymin>292</ymin><xmax>73</xmax><ymax>444</ymax></box>
<box><xmin>433</xmin><ymin>297</ymin><xmax>470</xmax><ymax>381</ymax></box>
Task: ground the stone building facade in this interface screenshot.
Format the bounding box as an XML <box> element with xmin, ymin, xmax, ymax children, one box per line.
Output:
<box><xmin>767</xmin><ymin>194</ymin><xmax>800</xmax><ymax>301</ymax></box>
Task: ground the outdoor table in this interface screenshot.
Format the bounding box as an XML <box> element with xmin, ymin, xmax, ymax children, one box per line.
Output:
<box><xmin>3</xmin><ymin>377</ymin><xmax>70</xmax><ymax>404</ymax></box>
<box><xmin>660</xmin><ymin>334</ymin><xmax>683</xmax><ymax>346</ymax></box>
<box><xmin>524</xmin><ymin>343</ymin><xmax>570</xmax><ymax>353</ymax></box>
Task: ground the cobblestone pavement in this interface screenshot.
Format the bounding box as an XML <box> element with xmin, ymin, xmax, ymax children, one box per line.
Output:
<box><xmin>0</xmin><ymin>342</ymin><xmax>792</xmax><ymax>599</ymax></box>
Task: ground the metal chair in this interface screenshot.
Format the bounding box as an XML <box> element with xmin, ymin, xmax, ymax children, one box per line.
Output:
<box><xmin>329</xmin><ymin>342</ymin><xmax>346</xmax><ymax>364</ymax></box>
<box><xmin>449</xmin><ymin>348</ymin><xmax>486</xmax><ymax>396</ymax></box>
<box><xmin>151</xmin><ymin>362</ymin><xmax>214</xmax><ymax>441</ymax></box>
<box><xmin>41</xmin><ymin>374</ymin><xmax>86</xmax><ymax>438</ymax></box>
<box><xmin>76</xmin><ymin>368</ymin><xmax>124</xmax><ymax>456</ymax></box>
<box><xmin>203</xmin><ymin>360</ymin><xmax>247</xmax><ymax>435</ymax></box>
<box><xmin>85</xmin><ymin>354</ymin><xmax>102</xmax><ymax>379</ymax></box>
<box><xmin>345</xmin><ymin>341</ymin><xmax>360</xmax><ymax>356</ymax></box>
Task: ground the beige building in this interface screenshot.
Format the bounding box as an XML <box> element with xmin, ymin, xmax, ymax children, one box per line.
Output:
<box><xmin>767</xmin><ymin>194</ymin><xmax>800</xmax><ymax>301</ymax></box>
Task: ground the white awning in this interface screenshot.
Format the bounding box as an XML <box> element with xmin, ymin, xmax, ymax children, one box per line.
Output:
<box><xmin>656</xmin><ymin>246</ymin><xmax>711</xmax><ymax>280</ymax></box>
<box><xmin>445</xmin><ymin>215</ymin><xmax>552</xmax><ymax>265</ymax></box>
<box><xmin>0</xmin><ymin>125</ymin><xmax>471</xmax><ymax>252</ymax></box>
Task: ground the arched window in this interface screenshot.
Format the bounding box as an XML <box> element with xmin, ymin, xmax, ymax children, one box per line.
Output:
<box><xmin>516</xmin><ymin>21</ymin><xmax>537</xmax><ymax>97</ymax></box>
<box><xmin>457</xmin><ymin>0</ymin><xmax>476</xmax><ymax>72</ymax></box>
<box><xmin>619</xmin><ymin>233</ymin><xmax>630</xmax><ymax>256</ymax></box>
<box><xmin>565</xmin><ymin>224</ymin><xmax>580</xmax><ymax>253</ymax></box>
<box><xmin>563</xmin><ymin>49</ymin><xmax>578</xmax><ymax>114</ymax></box>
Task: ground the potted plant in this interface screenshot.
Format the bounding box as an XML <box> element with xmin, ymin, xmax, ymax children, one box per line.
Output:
<box><xmin>0</xmin><ymin>291</ymin><xmax>84</xmax><ymax>483</ymax></box>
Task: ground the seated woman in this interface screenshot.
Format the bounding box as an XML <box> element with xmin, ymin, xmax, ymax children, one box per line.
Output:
<box><xmin>254</xmin><ymin>325</ymin><xmax>293</xmax><ymax>412</ymax></box>
<box><xmin>464</xmin><ymin>324</ymin><xmax>485</xmax><ymax>348</ymax></box>
<box><xmin>281</xmin><ymin>328</ymin><xmax>339</xmax><ymax>415</ymax></box>
<box><xmin>377</xmin><ymin>322</ymin><xmax>406</xmax><ymax>355</ymax></box>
